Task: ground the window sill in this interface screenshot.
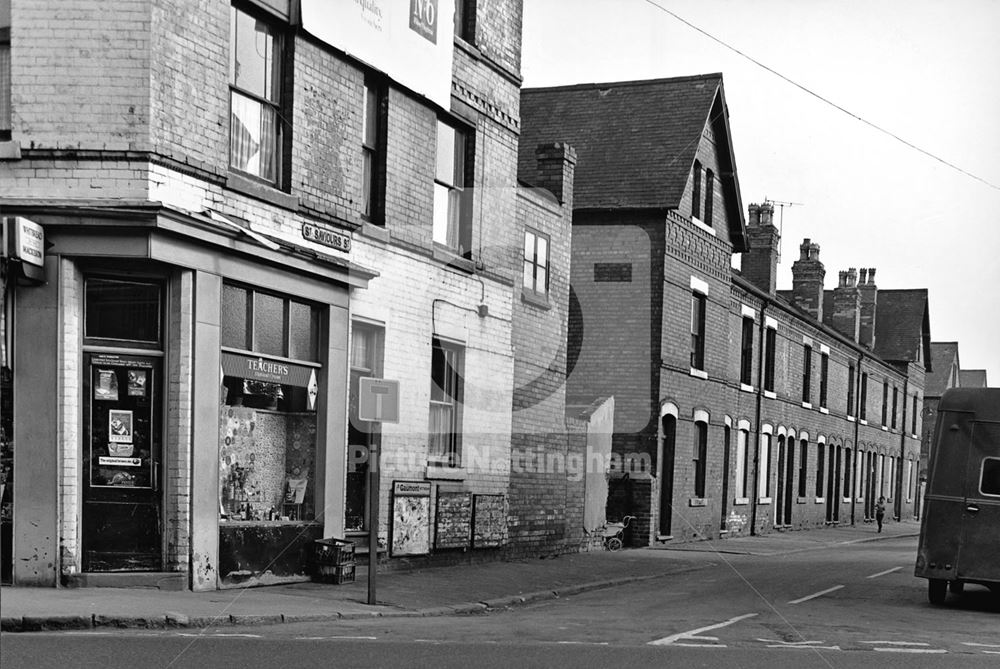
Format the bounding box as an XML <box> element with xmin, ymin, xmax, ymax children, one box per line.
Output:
<box><xmin>881</xmin><ymin>426</ymin><xmax>889</xmax><ymax>432</ymax></box>
<box><xmin>740</xmin><ymin>383</ymin><xmax>755</xmax><ymax>393</ymax></box>
<box><xmin>432</xmin><ymin>245</ymin><xmax>476</xmax><ymax>273</ymax></box>
<box><xmin>796</xmin><ymin>497</ymin><xmax>807</xmax><ymax>504</ymax></box>
<box><xmin>425</xmin><ymin>465</ymin><xmax>466</xmax><ymax>480</ymax></box>
<box><xmin>860</xmin><ymin>419</ymin><xmax>868</xmax><ymax>426</ymax></box>
<box><xmin>764</xmin><ymin>390</ymin><xmax>777</xmax><ymax>400</ymax></box>
<box><xmin>848</xmin><ymin>415</ymin><xmax>856</xmax><ymax>423</ymax></box>
<box><xmin>521</xmin><ymin>290</ymin><xmax>550</xmax><ymax>310</ymax></box>
<box><xmin>819</xmin><ymin>407</ymin><xmax>829</xmax><ymax>415</ymax></box>
<box><xmin>226</xmin><ymin>171</ymin><xmax>300</xmax><ymax>210</ymax></box>
<box><xmin>733</xmin><ymin>497</ymin><xmax>749</xmax><ymax>506</ymax></box>
<box><xmin>802</xmin><ymin>401</ymin><xmax>813</xmax><ymax>409</ymax></box>
<box><xmin>690</xmin><ymin>215</ymin><xmax>716</xmax><ymax>237</ymax></box>
<box><xmin>0</xmin><ymin>139</ymin><xmax>22</xmax><ymax>160</ymax></box>
<box><xmin>689</xmin><ymin>368</ymin><xmax>708</xmax><ymax>380</ymax></box>
<box><xmin>815</xmin><ymin>497</ymin><xmax>825</xmax><ymax>504</ymax></box>
<box><xmin>758</xmin><ymin>497</ymin><xmax>772</xmax><ymax>505</ymax></box>
<box><xmin>688</xmin><ymin>497</ymin><xmax>708</xmax><ymax>507</ymax></box>
<box><xmin>359</xmin><ymin>222</ymin><xmax>390</xmax><ymax>243</ymax></box>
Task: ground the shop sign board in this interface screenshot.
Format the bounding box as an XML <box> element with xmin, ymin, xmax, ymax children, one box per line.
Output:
<box><xmin>221</xmin><ymin>351</ymin><xmax>316</xmax><ymax>388</ymax></box>
<box><xmin>359</xmin><ymin>377</ymin><xmax>399</xmax><ymax>423</ymax></box>
<box><xmin>300</xmin><ymin>0</ymin><xmax>455</xmax><ymax>111</ymax></box>
<box><xmin>2</xmin><ymin>216</ymin><xmax>44</xmax><ymax>267</ymax></box>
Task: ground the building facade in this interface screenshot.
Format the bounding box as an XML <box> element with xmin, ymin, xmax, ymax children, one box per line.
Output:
<box><xmin>1</xmin><ymin>0</ymin><xmax>587</xmax><ymax>588</ymax></box>
<box><xmin>520</xmin><ymin>75</ymin><xmax>931</xmax><ymax>546</ymax></box>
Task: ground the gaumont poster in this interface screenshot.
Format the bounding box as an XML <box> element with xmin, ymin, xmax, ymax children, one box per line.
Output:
<box><xmin>300</xmin><ymin>0</ymin><xmax>455</xmax><ymax>111</ymax></box>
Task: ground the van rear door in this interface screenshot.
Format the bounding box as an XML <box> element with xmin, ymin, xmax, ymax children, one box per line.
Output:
<box><xmin>920</xmin><ymin>410</ymin><xmax>971</xmax><ymax>578</ymax></box>
<box><xmin>959</xmin><ymin>421</ymin><xmax>1000</xmax><ymax>583</ymax></box>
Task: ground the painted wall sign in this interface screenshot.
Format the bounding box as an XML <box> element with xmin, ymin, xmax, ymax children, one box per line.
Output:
<box><xmin>434</xmin><ymin>491</ymin><xmax>472</xmax><ymax>549</ymax></box>
<box><xmin>359</xmin><ymin>377</ymin><xmax>400</xmax><ymax>423</ymax></box>
<box><xmin>301</xmin><ymin>222</ymin><xmax>351</xmax><ymax>253</ymax></box>
<box><xmin>472</xmin><ymin>494</ymin><xmax>506</xmax><ymax>548</ymax></box>
<box><xmin>300</xmin><ymin>0</ymin><xmax>455</xmax><ymax>110</ymax></box>
<box><xmin>220</xmin><ymin>352</ymin><xmax>317</xmax><ymax>388</ymax></box>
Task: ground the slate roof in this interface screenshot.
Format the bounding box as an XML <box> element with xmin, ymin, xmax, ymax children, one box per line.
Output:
<box><xmin>926</xmin><ymin>342</ymin><xmax>959</xmax><ymax>396</ymax></box>
<box><xmin>518</xmin><ymin>74</ymin><xmax>746</xmax><ymax>249</ymax></box>
<box><xmin>959</xmin><ymin>369</ymin><xmax>989</xmax><ymax>388</ymax></box>
<box><xmin>873</xmin><ymin>289</ymin><xmax>931</xmax><ymax>364</ymax></box>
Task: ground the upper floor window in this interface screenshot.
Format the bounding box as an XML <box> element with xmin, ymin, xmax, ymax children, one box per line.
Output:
<box><xmin>847</xmin><ymin>363</ymin><xmax>856</xmax><ymax>417</ymax></box>
<box><xmin>911</xmin><ymin>394</ymin><xmax>918</xmax><ymax>434</ymax></box>
<box><xmin>763</xmin><ymin>325</ymin><xmax>777</xmax><ymax>393</ymax></box>
<box><xmin>523</xmin><ymin>229</ymin><xmax>549</xmax><ymax>297</ymax></box>
<box><xmin>229</xmin><ymin>5</ymin><xmax>282</xmax><ymax>184</ymax></box>
<box><xmin>703</xmin><ymin>169</ymin><xmax>714</xmax><ymax>227</ymax></box>
<box><xmin>362</xmin><ymin>76</ymin><xmax>387</xmax><ymax>223</ymax></box>
<box><xmin>891</xmin><ymin>386</ymin><xmax>899</xmax><ymax>429</ymax></box>
<box><xmin>691</xmin><ymin>160</ymin><xmax>702</xmax><ymax>220</ymax></box>
<box><xmin>429</xmin><ymin>338</ymin><xmax>464</xmax><ymax>468</ymax></box>
<box><xmin>0</xmin><ymin>8</ymin><xmax>10</xmax><ymax>141</ymax></box>
<box><xmin>860</xmin><ymin>372</ymin><xmax>868</xmax><ymax>420</ymax></box>
<box><xmin>690</xmin><ymin>291</ymin><xmax>707</xmax><ymax>370</ymax></box>
<box><xmin>433</xmin><ymin>119</ymin><xmax>472</xmax><ymax>256</ymax></box>
<box><xmin>739</xmin><ymin>316</ymin><xmax>754</xmax><ymax>386</ymax></box>
<box><xmin>881</xmin><ymin>380</ymin><xmax>889</xmax><ymax>426</ymax></box>
<box><xmin>801</xmin><ymin>344</ymin><xmax>812</xmax><ymax>403</ymax></box>
<box><xmin>454</xmin><ymin>0</ymin><xmax>476</xmax><ymax>43</ymax></box>
<box><xmin>819</xmin><ymin>351</ymin><xmax>829</xmax><ymax>408</ymax></box>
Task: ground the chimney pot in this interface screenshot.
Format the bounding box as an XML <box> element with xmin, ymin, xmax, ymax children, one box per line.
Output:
<box><xmin>859</xmin><ymin>268</ymin><xmax>868</xmax><ymax>284</ymax></box>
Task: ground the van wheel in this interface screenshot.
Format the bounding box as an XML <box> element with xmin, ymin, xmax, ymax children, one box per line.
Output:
<box><xmin>949</xmin><ymin>580</ymin><xmax>964</xmax><ymax>594</ymax></box>
<box><xmin>928</xmin><ymin>579</ymin><xmax>947</xmax><ymax>605</ymax></box>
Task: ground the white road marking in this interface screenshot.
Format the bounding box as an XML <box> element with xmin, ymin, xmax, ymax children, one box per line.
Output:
<box><xmin>293</xmin><ymin>635</ymin><xmax>377</xmax><ymax>640</ymax></box>
<box><xmin>668</xmin><ymin>642</ymin><xmax>729</xmax><ymax>648</ymax></box>
<box><xmin>177</xmin><ymin>633</ymin><xmax>262</xmax><ymax>638</ymax></box>
<box><xmin>866</xmin><ymin>566</ymin><xmax>902</xmax><ymax>579</ymax></box>
<box><xmin>963</xmin><ymin>643</ymin><xmax>1000</xmax><ymax>648</ymax></box>
<box><xmin>982</xmin><ymin>651</ymin><xmax>1000</xmax><ymax>655</ymax></box>
<box><xmin>873</xmin><ymin>648</ymin><xmax>947</xmax><ymax>654</ymax></box>
<box><xmin>757</xmin><ymin>639</ymin><xmax>825</xmax><ymax>646</ymax></box>
<box><xmin>861</xmin><ymin>641</ymin><xmax>930</xmax><ymax>646</ymax></box>
<box><xmin>648</xmin><ymin>612</ymin><xmax>758</xmax><ymax>646</ymax></box>
<box><xmin>788</xmin><ymin>585</ymin><xmax>844</xmax><ymax>604</ymax></box>
<box><xmin>64</xmin><ymin>632</ymin><xmax>115</xmax><ymax>636</ymax></box>
<box><xmin>555</xmin><ymin>641</ymin><xmax>610</xmax><ymax>646</ymax></box>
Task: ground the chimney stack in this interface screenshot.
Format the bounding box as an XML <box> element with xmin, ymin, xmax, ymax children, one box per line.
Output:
<box><xmin>830</xmin><ymin>267</ymin><xmax>861</xmax><ymax>341</ymax></box>
<box><xmin>858</xmin><ymin>267</ymin><xmax>877</xmax><ymax>349</ymax></box>
<box><xmin>533</xmin><ymin>142</ymin><xmax>577</xmax><ymax>207</ymax></box>
<box><xmin>791</xmin><ymin>238</ymin><xmax>825</xmax><ymax>322</ymax></box>
<box><xmin>741</xmin><ymin>202</ymin><xmax>780</xmax><ymax>294</ymax></box>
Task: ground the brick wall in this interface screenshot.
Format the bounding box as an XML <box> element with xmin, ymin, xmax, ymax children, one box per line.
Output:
<box><xmin>58</xmin><ymin>259</ymin><xmax>82</xmax><ymax>574</ymax></box>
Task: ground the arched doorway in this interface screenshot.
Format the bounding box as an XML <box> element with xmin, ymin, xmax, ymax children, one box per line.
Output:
<box><xmin>659</xmin><ymin>414</ymin><xmax>677</xmax><ymax>536</ymax></box>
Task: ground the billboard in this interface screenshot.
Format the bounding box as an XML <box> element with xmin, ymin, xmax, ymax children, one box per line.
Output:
<box><xmin>301</xmin><ymin>0</ymin><xmax>456</xmax><ymax>111</ymax></box>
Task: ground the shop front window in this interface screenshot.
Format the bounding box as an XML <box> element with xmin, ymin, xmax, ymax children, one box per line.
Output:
<box><xmin>218</xmin><ymin>284</ymin><xmax>321</xmax><ymax>526</ymax></box>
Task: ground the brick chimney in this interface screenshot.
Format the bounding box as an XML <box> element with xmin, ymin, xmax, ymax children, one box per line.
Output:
<box><xmin>741</xmin><ymin>202</ymin><xmax>780</xmax><ymax>294</ymax></box>
<box><xmin>791</xmin><ymin>238</ymin><xmax>825</xmax><ymax>322</ymax></box>
<box><xmin>534</xmin><ymin>142</ymin><xmax>577</xmax><ymax>208</ymax></box>
<box><xmin>858</xmin><ymin>267</ymin><xmax>877</xmax><ymax>349</ymax></box>
<box><xmin>830</xmin><ymin>267</ymin><xmax>861</xmax><ymax>341</ymax></box>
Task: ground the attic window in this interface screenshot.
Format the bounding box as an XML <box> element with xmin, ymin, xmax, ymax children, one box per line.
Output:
<box><xmin>692</xmin><ymin>160</ymin><xmax>702</xmax><ymax>220</ymax></box>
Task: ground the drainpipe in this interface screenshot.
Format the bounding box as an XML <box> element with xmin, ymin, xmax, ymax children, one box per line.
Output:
<box><xmin>897</xmin><ymin>376</ymin><xmax>909</xmax><ymax>521</ymax></box>
<box><xmin>850</xmin><ymin>352</ymin><xmax>863</xmax><ymax>526</ymax></box>
<box><xmin>750</xmin><ymin>302</ymin><xmax>767</xmax><ymax>536</ymax></box>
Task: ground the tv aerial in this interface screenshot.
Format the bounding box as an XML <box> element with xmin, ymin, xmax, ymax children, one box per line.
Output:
<box><xmin>764</xmin><ymin>197</ymin><xmax>803</xmax><ymax>261</ymax></box>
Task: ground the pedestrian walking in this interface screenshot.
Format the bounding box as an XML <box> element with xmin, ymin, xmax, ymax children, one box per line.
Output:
<box><xmin>875</xmin><ymin>496</ymin><xmax>886</xmax><ymax>532</ymax></box>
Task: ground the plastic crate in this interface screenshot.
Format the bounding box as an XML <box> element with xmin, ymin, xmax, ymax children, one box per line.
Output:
<box><xmin>313</xmin><ymin>537</ymin><xmax>355</xmax><ymax>567</ymax></box>
<box><xmin>313</xmin><ymin>562</ymin><xmax>356</xmax><ymax>585</ymax></box>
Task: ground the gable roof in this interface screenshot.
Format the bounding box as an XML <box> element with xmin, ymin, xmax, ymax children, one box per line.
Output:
<box><xmin>959</xmin><ymin>369</ymin><xmax>988</xmax><ymax>388</ymax></box>
<box><xmin>926</xmin><ymin>342</ymin><xmax>959</xmax><ymax>395</ymax></box>
<box><xmin>519</xmin><ymin>74</ymin><xmax>747</xmax><ymax>250</ymax></box>
<box><xmin>873</xmin><ymin>289</ymin><xmax>931</xmax><ymax>365</ymax></box>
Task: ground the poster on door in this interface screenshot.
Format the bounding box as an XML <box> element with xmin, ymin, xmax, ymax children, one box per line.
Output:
<box><xmin>89</xmin><ymin>356</ymin><xmax>155</xmax><ymax>489</ymax></box>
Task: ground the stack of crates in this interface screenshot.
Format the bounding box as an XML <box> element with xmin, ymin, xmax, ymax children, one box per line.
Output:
<box><xmin>312</xmin><ymin>537</ymin><xmax>356</xmax><ymax>584</ymax></box>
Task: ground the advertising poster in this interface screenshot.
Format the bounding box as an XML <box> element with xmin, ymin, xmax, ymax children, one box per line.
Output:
<box><xmin>108</xmin><ymin>409</ymin><xmax>133</xmax><ymax>443</ymax></box>
<box><xmin>391</xmin><ymin>480</ymin><xmax>431</xmax><ymax>556</ymax></box>
<box><xmin>94</xmin><ymin>369</ymin><xmax>119</xmax><ymax>401</ymax></box>
<box><xmin>127</xmin><ymin>369</ymin><xmax>147</xmax><ymax>397</ymax></box>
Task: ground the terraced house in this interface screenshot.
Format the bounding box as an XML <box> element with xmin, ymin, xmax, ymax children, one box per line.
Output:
<box><xmin>1</xmin><ymin>0</ymin><xmax>590</xmax><ymax>588</ymax></box>
<box><xmin>520</xmin><ymin>74</ymin><xmax>931</xmax><ymax>546</ymax></box>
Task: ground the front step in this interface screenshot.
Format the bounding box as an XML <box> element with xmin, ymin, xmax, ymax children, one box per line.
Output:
<box><xmin>63</xmin><ymin>571</ymin><xmax>187</xmax><ymax>590</ymax></box>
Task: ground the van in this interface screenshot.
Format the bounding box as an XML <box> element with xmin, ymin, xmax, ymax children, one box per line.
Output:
<box><xmin>915</xmin><ymin>387</ymin><xmax>1000</xmax><ymax>604</ymax></box>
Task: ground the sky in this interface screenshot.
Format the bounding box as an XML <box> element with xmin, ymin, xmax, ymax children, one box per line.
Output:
<box><xmin>521</xmin><ymin>0</ymin><xmax>1000</xmax><ymax>385</ymax></box>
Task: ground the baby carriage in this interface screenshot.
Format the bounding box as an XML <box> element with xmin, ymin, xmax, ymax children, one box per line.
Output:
<box><xmin>602</xmin><ymin>515</ymin><xmax>635</xmax><ymax>551</ymax></box>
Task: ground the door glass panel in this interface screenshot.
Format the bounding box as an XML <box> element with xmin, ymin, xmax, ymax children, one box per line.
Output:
<box><xmin>288</xmin><ymin>300</ymin><xmax>316</xmax><ymax>361</ymax></box>
<box><xmin>221</xmin><ymin>284</ymin><xmax>249</xmax><ymax>349</ymax></box>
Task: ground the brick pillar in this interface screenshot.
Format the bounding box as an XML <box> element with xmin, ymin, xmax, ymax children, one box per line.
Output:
<box><xmin>742</xmin><ymin>202</ymin><xmax>780</xmax><ymax>294</ymax></box>
<box><xmin>859</xmin><ymin>267</ymin><xmax>878</xmax><ymax>349</ymax></box>
<box><xmin>534</xmin><ymin>142</ymin><xmax>577</xmax><ymax>208</ymax></box>
<box><xmin>791</xmin><ymin>238</ymin><xmax>825</xmax><ymax>322</ymax></box>
<box><xmin>831</xmin><ymin>267</ymin><xmax>861</xmax><ymax>341</ymax></box>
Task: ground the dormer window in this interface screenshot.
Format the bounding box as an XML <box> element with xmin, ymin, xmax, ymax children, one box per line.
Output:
<box><xmin>691</xmin><ymin>160</ymin><xmax>702</xmax><ymax>220</ymax></box>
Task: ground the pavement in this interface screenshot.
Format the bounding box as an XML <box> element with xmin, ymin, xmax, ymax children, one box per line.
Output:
<box><xmin>0</xmin><ymin>518</ymin><xmax>919</xmax><ymax>633</ymax></box>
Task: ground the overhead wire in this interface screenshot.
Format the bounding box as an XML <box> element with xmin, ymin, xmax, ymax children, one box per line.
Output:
<box><xmin>641</xmin><ymin>0</ymin><xmax>1000</xmax><ymax>191</ymax></box>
